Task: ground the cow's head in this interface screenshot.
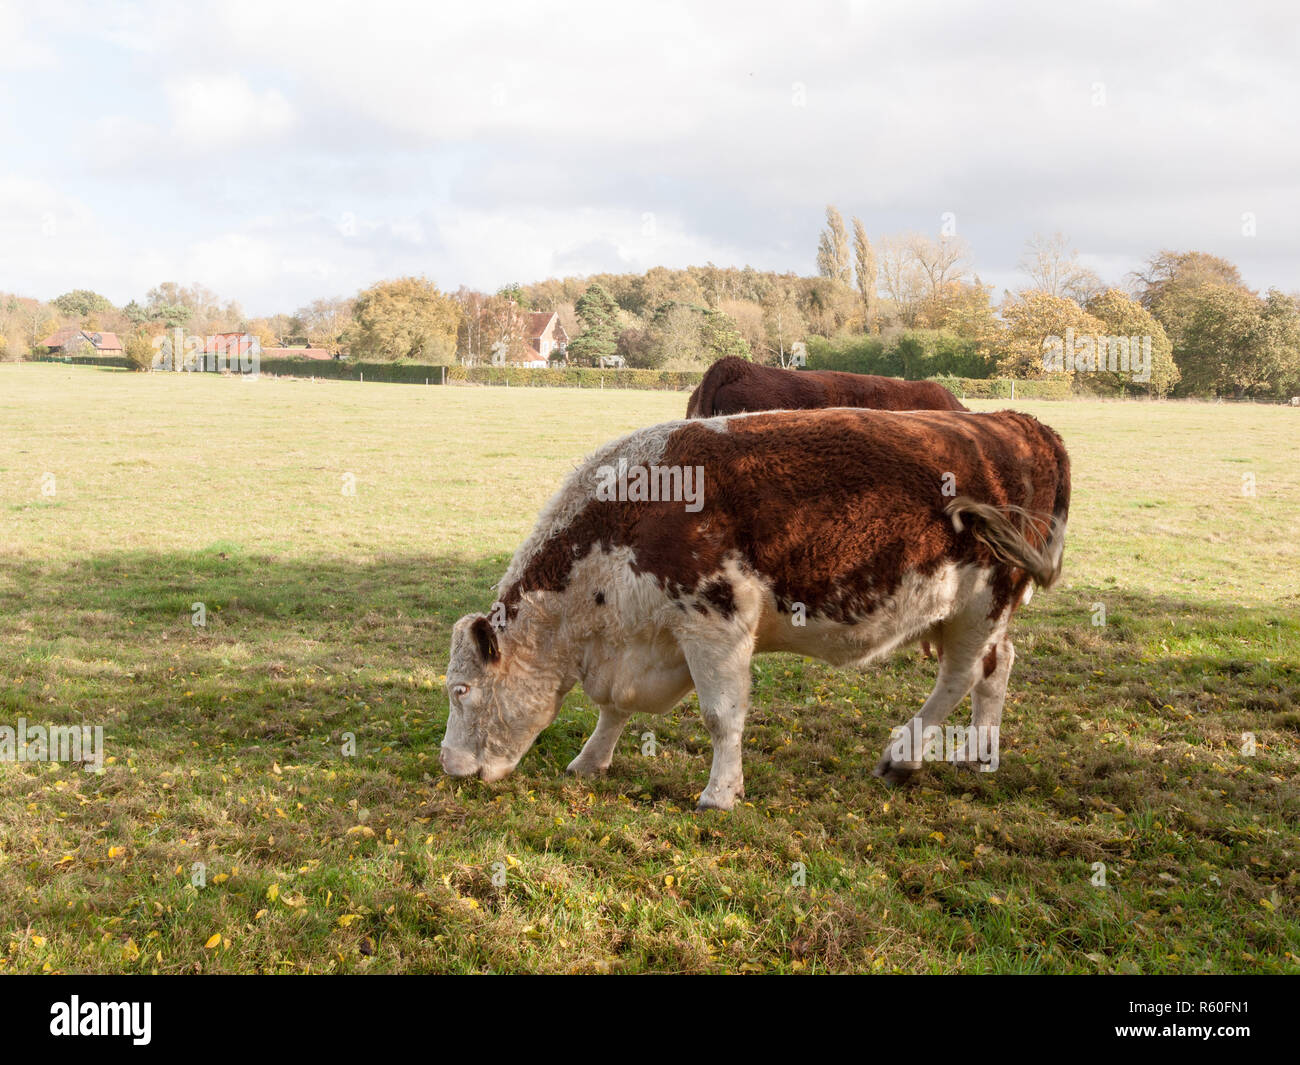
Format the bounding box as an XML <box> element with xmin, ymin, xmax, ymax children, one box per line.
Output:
<box><xmin>440</xmin><ymin>613</ymin><xmax>569</xmax><ymax>783</ymax></box>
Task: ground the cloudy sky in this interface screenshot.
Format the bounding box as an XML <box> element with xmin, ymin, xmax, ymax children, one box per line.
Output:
<box><xmin>1</xmin><ymin>0</ymin><xmax>1296</xmax><ymax>315</ymax></box>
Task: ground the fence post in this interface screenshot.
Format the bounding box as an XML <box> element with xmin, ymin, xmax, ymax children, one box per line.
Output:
<box><xmin>360</xmin><ymin>371</ymin><xmax>364</xmax><ymax>383</ymax></box>
<box><xmin>1010</xmin><ymin>379</ymin><xmax>1015</xmax><ymax>400</ymax></box>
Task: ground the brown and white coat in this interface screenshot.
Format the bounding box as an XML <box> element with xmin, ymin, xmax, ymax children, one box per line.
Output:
<box><xmin>443</xmin><ymin>407</ymin><xmax>1071</xmax><ymax>810</ymax></box>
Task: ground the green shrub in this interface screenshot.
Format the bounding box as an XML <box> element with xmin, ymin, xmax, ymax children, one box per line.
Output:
<box><xmin>929</xmin><ymin>375</ymin><xmax>1073</xmax><ymax>400</ymax></box>
<box><xmin>806</xmin><ymin>330</ymin><xmax>995</xmax><ymax>379</ymax></box>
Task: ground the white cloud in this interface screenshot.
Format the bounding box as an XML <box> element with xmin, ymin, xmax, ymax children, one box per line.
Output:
<box><xmin>166</xmin><ymin>74</ymin><xmax>295</xmax><ymax>148</ymax></box>
<box><xmin>2</xmin><ymin>0</ymin><xmax>1298</xmax><ymax>310</ymax></box>
<box><xmin>0</xmin><ymin>1</ymin><xmax>56</xmax><ymax>69</ymax></box>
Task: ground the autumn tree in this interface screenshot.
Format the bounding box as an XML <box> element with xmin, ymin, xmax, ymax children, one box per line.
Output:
<box><xmin>293</xmin><ymin>296</ymin><xmax>354</xmax><ymax>351</ymax></box>
<box><xmin>616</xmin><ymin>326</ymin><xmax>659</xmax><ymax>369</ymax></box>
<box><xmin>718</xmin><ymin>298</ymin><xmax>765</xmax><ymax>355</ymax></box>
<box><xmin>877</xmin><ymin>235</ymin><xmax>927</xmax><ymax>327</ymax></box>
<box><xmin>907</xmin><ymin>233</ymin><xmax>971</xmax><ymax>302</ymax></box>
<box><xmin>124</xmin><ymin>329</ymin><xmax>157</xmax><ymax>372</ymax></box>
<box><xmin>482</xmin><ymin>294</ymin><xmax>532</xmax><ymax>364</ymax></box>
<box><xmin>852</xmin><ymin>217</ymin><xmax>878</xmax><ymax>334</ymax></box>
<box><xmin>649</xmin><ymin>303</ymin><xmax>704</xmax><ymax>368</ymax></box>
<box><xmin>997</xmin><ymin>290</ymin><xmax>1107</xmax><ymax>380</ymax></box>
<box><xmin>628</xmin><ymin>267</ymin><xmax>704</xmax><ymax>317</ymax></box>
<box><xmin>1176</xmin><ymin>286</ymin><xmax>1300</xmax><ymax>397</ymax></box>
<box><xmin>52</xmin><ymin>290</ymin><xmax>114</xmax><ymax>321</ymax></box>
<box><xmin>1083</xmin><ymin>289</ymin><xmax>1179</xmax><ymax>396</ymax></box>
<box><xmin>143</xmin><ymin>282</ymin><xmax>238</xmax><ymax>334</ymax></box>
<box><xmin>918</xmin><ymin>279</ymin><xmax>998</xmax><ymax>338</ymax></box>
<box><xmin>1018</xmin><ymin>233</ymin><xmax>1102</xmax><ymax>304</ymax></box>
<box><xmin>700</xmin><ymin>307</ymin><xmax>751</xmax><ymax>362</ymax></box>
<box><xmin>1133</xmin><ymin>250</ymin><xmax>1248</xmax><ymax>351</ymax></box>
<box><xmin>345</xmin><ymin>277</ymin><xmax>460</xmax><ymax>362</ymax></box>
<box><xmin>762</xmin><ymin>287</ymin><xmax>807</xmax><ymax>367</ymax></box>
<box><xmin>815</xmin><ymin>206</ymin><xmax>851</xmax><ymax>286</ymax></box>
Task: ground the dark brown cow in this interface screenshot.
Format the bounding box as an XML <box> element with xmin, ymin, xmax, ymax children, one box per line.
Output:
<box><xmin>442</xmin><ymin>408</ymin><xmax>1069</xmax><ymax>809</ymax></box>
<box><xmin>685</xmin><ymin>355</ymin><xmax>967</xmax><ymax>417</ymax></box>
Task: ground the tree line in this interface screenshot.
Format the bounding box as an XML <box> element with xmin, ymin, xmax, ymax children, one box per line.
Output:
<box><xmin>4</xmin><ymin>212</ymin><xmax>1297</xmax><ymax>397</ymax></box>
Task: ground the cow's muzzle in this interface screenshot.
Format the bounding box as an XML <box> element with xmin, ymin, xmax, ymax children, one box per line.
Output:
<box><xmin>439</xmin><ymin>745</ymin><xmax>479</xmax><ymax>778</ymax></box>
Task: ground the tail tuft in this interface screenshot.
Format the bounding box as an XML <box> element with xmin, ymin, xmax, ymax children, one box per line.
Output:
<box><xmin>944</xmin><ymin>496</ymin><xmax>1065</xmax><ymax>588</ymax></box>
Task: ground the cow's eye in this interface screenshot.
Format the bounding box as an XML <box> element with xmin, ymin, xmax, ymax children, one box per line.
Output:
<box><xmin>451</xmin><ymin>683</ymin><xmax>470</xmax><ymax>699</ymax></box>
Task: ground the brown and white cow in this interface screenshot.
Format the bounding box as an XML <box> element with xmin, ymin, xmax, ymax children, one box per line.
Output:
<box><xmin>685</xmin><ymin>355</ymin><xmax>968</xmax><ymax>418</ymax></box>
<box><xmin>442</xmin><ymin>407</ymin><xmax>1070</xmax><ymax>810</ymax></box>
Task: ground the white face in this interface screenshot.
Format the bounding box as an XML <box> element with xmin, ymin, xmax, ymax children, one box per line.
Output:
<box><xmin>440</xmin><ymin>614</ymin><xmax>565</xmax><ymax>783</ymax></box>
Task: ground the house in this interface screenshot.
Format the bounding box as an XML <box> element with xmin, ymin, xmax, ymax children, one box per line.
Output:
<box><xmin>41</xmin><ymin>328</ymin><xmax>123</xmax><ymax>357</ymax></box>
<box><xmin>524</xmin><ymin>311</ymin><xmax>568</xmax><ymax>362</ymax></box>
<box><xmin>195</xmin><ymin>332</ymin><xmax>259</xmax><ymax>370</ymax></box>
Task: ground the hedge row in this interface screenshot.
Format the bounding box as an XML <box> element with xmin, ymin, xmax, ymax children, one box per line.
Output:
<box><xmin>32</xmin><ymin>354</ymin><xmax>130</xmax><ymax>368</ymax></box>
<box><xmin>259</xmin><ymin>360</ymin><xmax>1077</xmax><ymax>396</ymax></box>
<box><xmin>447</xmin><ymin>365</ymin><xmax>706</xmax><ymax>390</ymax></box>
<box><xmin>930</xmin><ymin>375</ymin><xmax>1075</xmax><ymax>400</ymax></box>
<box><xmin>256</xmin><ymin>358</ymin><xmax>438</xmax><ymax>382</ymax></box>
<box><xmin>255</xmin><ymin>360</ymin><xmax>707</xmax><ymax>390</ymax></box>
<box><xmin>25</xmin><ymin>353</ymin><xmax>1075</xmax><ymax>398</ymax></box>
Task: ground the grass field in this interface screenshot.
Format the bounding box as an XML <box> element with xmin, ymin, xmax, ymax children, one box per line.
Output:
<box><xmin>1</xmin><ymin>362</ymin><xmax>1297</xmax><ymax>974</ymax></box>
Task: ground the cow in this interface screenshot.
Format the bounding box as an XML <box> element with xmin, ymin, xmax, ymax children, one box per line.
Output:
<box><xmin>441</xmin><ymin>407</ymin><xmax>1070</xmax><ymax>810</ymax></box>
<box><xmin>685</xmin><ymin>355</ymin><xmax>968</xmax><ymax>418</ymax></box>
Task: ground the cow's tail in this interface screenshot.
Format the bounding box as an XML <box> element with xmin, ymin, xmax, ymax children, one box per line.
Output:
<box><xmin>945</xmin><ymin>497</ymin><xmax>1066</xmax><ymax>589</ymax></box>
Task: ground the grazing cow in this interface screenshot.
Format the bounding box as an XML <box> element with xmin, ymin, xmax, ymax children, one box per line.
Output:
<box><xmin>442</xmin><ymin>408</ymin><xmax>1069</xmax><ymax>810</ymax></box>
<box><xmin>685</xmin><ymin>355</ymin><xmax>968</xmax><ymax>418</ymax></box>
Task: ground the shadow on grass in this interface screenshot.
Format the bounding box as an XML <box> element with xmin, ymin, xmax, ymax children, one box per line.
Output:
<box><xmin>1</xmin><ymin>549</ymin><xmax>1297</xmax><ymax>973</ymax></box>
<box><xmin>1</xmin><ymin>549</ymin><xmax>1295</xmax><ymax>779</ymax></box>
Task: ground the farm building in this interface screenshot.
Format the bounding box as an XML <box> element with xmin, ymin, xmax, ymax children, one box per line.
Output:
<box><xmin>524</xmin><ymin>311</ymin><xmax>567</xmax><ymax>361</ymax></box>
<box><xmin>40</xmin><ymin>328</ymin><xmax>123</xmax><ymax>357</ymax></box>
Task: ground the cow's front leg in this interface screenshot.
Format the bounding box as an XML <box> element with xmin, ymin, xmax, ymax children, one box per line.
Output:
<box><xmin>684</xmin><ymin>643</ymin><xmax>752</xmax><ymax>811</ymax></box>
<box><xmin>567</xmin><ymin>705</ymin><xmax>632</xmax><ymax>777</ymax></box>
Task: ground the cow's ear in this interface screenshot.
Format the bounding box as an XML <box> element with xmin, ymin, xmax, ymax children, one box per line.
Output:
<box><xmin>470</xmin><ymin>616</ymin><xmax>500</xmax><ymax>663</ymax></box>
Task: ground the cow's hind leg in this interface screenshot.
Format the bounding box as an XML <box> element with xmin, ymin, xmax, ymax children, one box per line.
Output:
<box><xmin>682</xmin><ymin>637</ymin><xmax>753</xmax><ymax>812</ymax></box>
<box><xmin>954</xmin><ymin>633</ymin><xmax>1014</xmax><ymax>773</ymax></box>
<box><xmin>873</xmin><ymin>608</ymin><xmax>999</xmax><ymax>785</ymax></box>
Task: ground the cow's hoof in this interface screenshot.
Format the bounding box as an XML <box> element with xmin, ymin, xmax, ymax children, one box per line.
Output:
<box><xmin>565</xmin><ymin>757</ymin><xmax>607</xmax><ymax>778</ymax></box>
<box><xmin>872</xmin><ymin>757</ymin><xmax>918</xmax><ymax>786</ymax></box>
<box><xmin>696</xmin><ymin>784</ymin><xmax>741</xmax><ymax>811</ymax></box>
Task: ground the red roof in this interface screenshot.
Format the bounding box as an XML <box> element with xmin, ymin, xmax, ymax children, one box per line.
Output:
<box><xmin>40</xmin><ymin>328</ymin><xmax>122</xmax><ymax>352</ymax></box>
<box><xmin>199</xmin><ymin>333</ymin><xmax>256</xmax><ymax>355</ymax></box>
<box><xmin>40</xmin><ymin>327</ymin><xmax>81</xmax><ymax>348</ymax></box>
<box><xmin>525</xmin><ymin>311</ymin><xmax>559</xmax><ymax>339</ymax></box>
